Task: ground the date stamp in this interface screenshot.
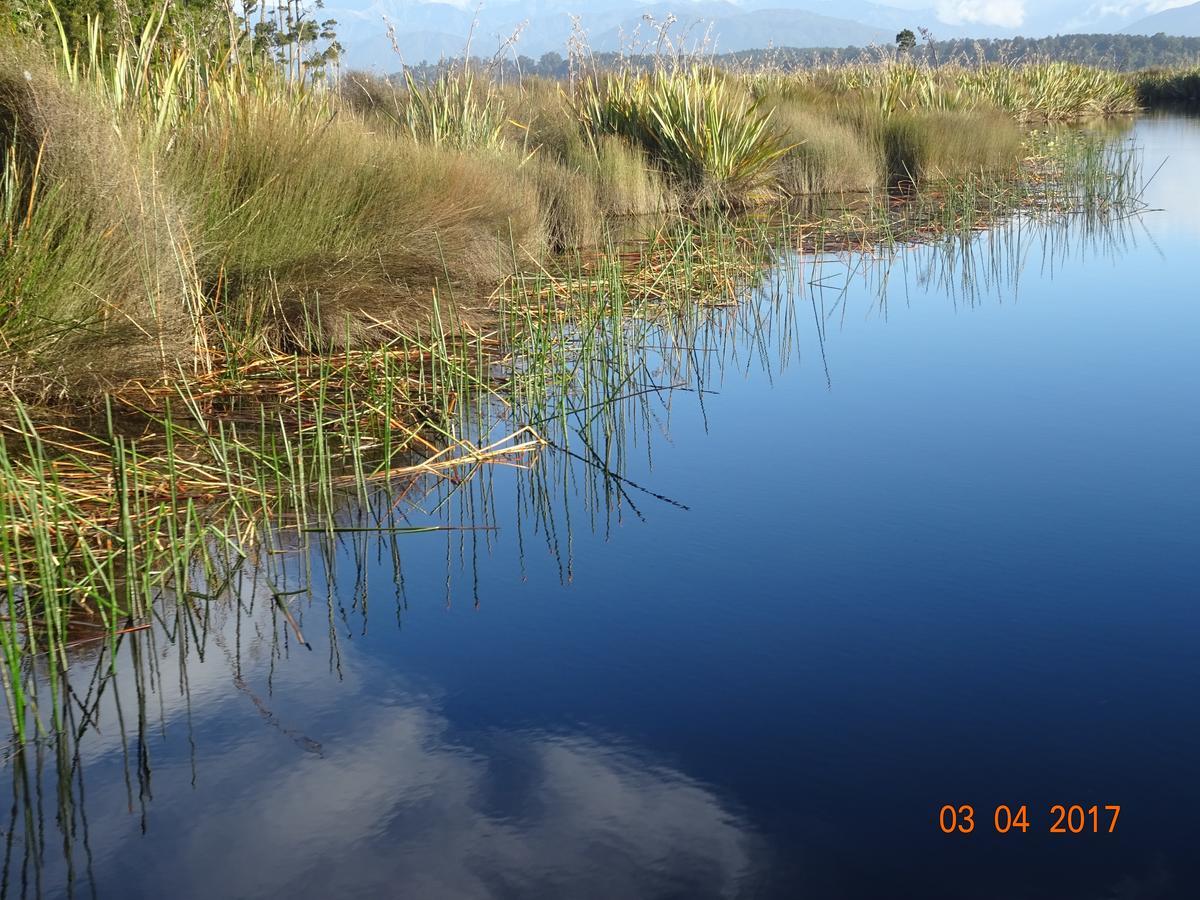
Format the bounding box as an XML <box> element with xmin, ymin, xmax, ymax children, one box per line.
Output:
<box><xmin>938</xmin><ymin>804</ymin><xmax>1121</xmax><ymax>834</ymax></box>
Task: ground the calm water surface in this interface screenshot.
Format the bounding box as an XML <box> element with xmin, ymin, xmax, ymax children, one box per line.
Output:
<box><xmin>3</xmin><ymin>116</ymin><xmax>1198</xmax><ymax>900</ymax></box>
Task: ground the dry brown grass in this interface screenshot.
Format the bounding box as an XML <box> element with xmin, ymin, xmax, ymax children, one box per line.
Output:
<box><xmin>0</xmin><ymin>46</ymin><xmax>197</xmax><ymax>396</ymax></box>
<box><xmin>769</xmin><ymin>102</ymin><xmax>882</xmax><ymax>195</ymax></box>
<box><xmin>169</xmin><ymin>97</ymin><xmax>547</xmax><ymax>351</ymax></box>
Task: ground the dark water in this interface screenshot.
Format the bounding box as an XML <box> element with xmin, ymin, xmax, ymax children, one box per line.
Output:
<box><xmin>4</xmin><ymin>116</ymin><xmax>1199</xmax><ymax>900</ymax></box>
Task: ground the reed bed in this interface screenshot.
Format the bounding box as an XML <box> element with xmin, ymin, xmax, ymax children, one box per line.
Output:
<box><xmin>1133</xmin><ymin>67</ymin><xmax>1200</xmax><ymax>107</ymax></box>
<box><xmin>775</xmin><ymin>62</ymin><xmax>1141</xmax><ymax>121</ymax></box>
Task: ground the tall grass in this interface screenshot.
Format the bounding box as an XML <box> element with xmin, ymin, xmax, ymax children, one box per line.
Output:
<box><xmin>169</xmin><ymin>91</ymin><xmax>545</xmax><ymax>350</ymax></box>
<box><xmin>3</xmin><ymin>29</ymin><xmax>1153</xmax><ymax>377</ymax></box>
<box><xmin>400</xmin><ymin>70</ymin><xmax>507</xmax><ymax>150</ymax></box>
<box><xmin>767</xmin><ymin>101</ymin><xmax>882</xmax><ymax>195</ymax></box>
<box><xmin>790</xmin><ymin>61</ymin><xmax>1140</xmax><ymax>120</ymax></box>
<box><xmin>881</xmin><ymin>108</ymin><xmax>1025</xmax><ymax>182</ymax></box>
<box><xmin>0</xmin><ymin>47</ymin><xmax>198</xmax><ymax>395</ymax></box>
<box><xmin>502</xmin><ymin>79</ymin><xmax>676</xmax><ymax>217</ymax></box>
<box><xmin>1134</xmin><ymin>67</ymin><xmax>1200</xmax><ymax>107</ymax></box>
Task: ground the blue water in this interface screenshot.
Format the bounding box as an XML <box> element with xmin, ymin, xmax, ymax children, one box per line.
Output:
<box><xmin>3</xmin><ymin>116</ymin><xmax>1198</xmax><ymax>900</ymax></box>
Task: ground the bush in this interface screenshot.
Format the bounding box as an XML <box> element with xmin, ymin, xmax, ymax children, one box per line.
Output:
<box><xmin>1135</xmin><ymin>68</ymin><xmax>1200</xmax><ymax>106</ymax></box>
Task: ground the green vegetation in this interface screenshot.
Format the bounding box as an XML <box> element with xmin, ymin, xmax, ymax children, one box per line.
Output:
<box><xmin>576</xmin><ymin>68</ymin><xmax>792</xmax><ymax>205</ymax></box>
<box><xmin>0</xmin><ymin>3</ymin><xmax>1156</xmax><ymax>742</ymax></box>
<box><xmin>0</xmin><ymin>47</ymin><xmax>198</xmax><ymax>395</ymax></box>
<box><xmin>780</xmin><ymin>61</ymin><xmax>1141</xmax><ymax>120</ymax></box>
<box><xmin>1134</xmin><ymin>67</ymin><xmax>1200</xmax><ymax>106</ymax></box>
<box><xmin>8</xmin><ymin>34</ymin><xmax>1099</xmax><ymax>392</ymax></box>
<box><xmin>410</xmin><ymin>35</ymin><xmax>1200</xmax><ymax>83</ymax></box>
<box><xmin>172</xmin><ymin>87</ymin><xmax>543</xmax><ymax>350</ymax></box>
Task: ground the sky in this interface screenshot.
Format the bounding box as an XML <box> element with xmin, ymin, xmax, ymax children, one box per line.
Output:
<box><xmin>935</xmin><ymin>0</ymin><xmax>1195</xmax><ymax>29</ymax></box>
<box><xmin>326</xmin><ymin>0</ymin><xmax>1200</xmax><ymax>30</ymax></box>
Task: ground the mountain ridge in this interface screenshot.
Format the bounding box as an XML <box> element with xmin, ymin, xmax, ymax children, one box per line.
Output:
<box><xmin>1122</xmin><ymin>2</ymin><xmax>1200</xmax><ymax>36</ymax></box>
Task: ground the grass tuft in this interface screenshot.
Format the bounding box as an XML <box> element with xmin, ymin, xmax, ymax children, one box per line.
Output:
<box><xmin>577</xmin><ymin>68</ymin><xmax>791</xmax><ymax>207</ymax></box>
<box><xmin>1</xmin><ymin>46</ymin><xmax>197</xmax><ymax>395</ymax></box>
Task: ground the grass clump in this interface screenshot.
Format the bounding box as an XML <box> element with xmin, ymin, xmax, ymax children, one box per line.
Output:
<box><xmin>399</xmin><ymin>70</ymin><xmax>507</xmax><ymax>150</ymax></box>
<box><xmin>794</xmin><ymin>62</ymin><xmax>1140</xmax><ymax>121</ymax></box>
<box><xmin>882</xmin><ymin>108</ymin><xmax>1025</xmax><ymax>182</ymax></box>
<box><xmin>504</xmin><ymin>80</ymin><xmax>675</xmax><ymax>217</ymax></box>
<box><xmin>0</xmin><ymin>47</ymin><xmax>196</xmax><ymax>395</ymax></box>
<box><xmin>964</xmin><ymin>63</ymin><xmax>1139</xmax><ymax>120</ymax></box>
<box><xmin>343</xmin><ymin>70</ymin><xmax>508</xmax><ymax>151</ymax></box>
<box><xmin>577</xmin><ymin>68</ymin><xmax>791</xmax><ymax>207</ymax></box>
<box><xmin>588</xmin><ymin>134</ymin><xmax>674</xmax><ymax>215</ymax></box>
<box><xmin>767</xmin><ymin>99</ymin><xmax>882</xmax><ymax>195</ymax></box>
<box><xmin>519</xmin><ymin>152</ymin><xmax>604</xmax><ymax>251</ymax></box>
<box><xmin>169</xmin><ymin>94</ymin><xmax>545</xmax><ymax>350</ymax></box>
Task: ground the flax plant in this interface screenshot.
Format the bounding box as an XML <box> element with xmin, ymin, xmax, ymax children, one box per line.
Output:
<box><xmin>577</xmin><ymin>68</ymin><xmax>791</xmax><ymax>206</ymax></box>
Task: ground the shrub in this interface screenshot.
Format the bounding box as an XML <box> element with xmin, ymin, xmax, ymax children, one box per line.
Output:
<box><xmin>1135</xmin><ymin>68</ymin><xmax>1200</xmax><ymax>107</ymax></box>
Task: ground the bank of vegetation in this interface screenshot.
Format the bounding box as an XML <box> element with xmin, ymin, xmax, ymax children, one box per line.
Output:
<box><xmin>1</xmin><ymin>19</ymin><xmax>1156</xmax><ymax>392</ymax></box>
<box><xmin>0</xmin><ymin>2</ymin><xmax>1159</xmax><ymax>739</ymax></box>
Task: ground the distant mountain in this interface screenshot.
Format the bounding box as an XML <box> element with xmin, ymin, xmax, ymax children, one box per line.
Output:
<box><xmin>591</xmin><ymin>5</ymin><xmax>895</xmax><ymax>53</ymax></box>
<box><xmin>1123</xmin><ymin>2</ymin><xmax>1200</xmax><ymax>36</ymax></box>
<box><xmin>327</xmin><ymin>0</ymin><xmax>937</xmax><ymax>68</ymax></box>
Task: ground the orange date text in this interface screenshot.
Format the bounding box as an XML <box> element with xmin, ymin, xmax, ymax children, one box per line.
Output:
<box><xmin>937</xmin><ymin>804</ymin><xmax>1120</xmax><ymax>834</ymax></box>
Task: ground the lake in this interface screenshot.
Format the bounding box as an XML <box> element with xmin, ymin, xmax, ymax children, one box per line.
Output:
<box><xmin>2</xmin><ymin>114</ymin><xmax>1198</xmax><ymax>900</ymax></box>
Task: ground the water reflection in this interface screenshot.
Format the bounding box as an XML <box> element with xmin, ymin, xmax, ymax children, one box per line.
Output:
<box><xmin>4</xmin><ymin>618</ymin><xmax>760</xmax><ymax>898</ymax></box>
<box><xmin>2</xmin><ymin>121</ymin><xmax>1189</xmax><ymax>899</ymax></box>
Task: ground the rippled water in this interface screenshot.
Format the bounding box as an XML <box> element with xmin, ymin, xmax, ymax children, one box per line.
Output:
<box><xmin>3</xmin><ymin>115</ymin><xmax>1198</xmax><ymax>900</ymax></box>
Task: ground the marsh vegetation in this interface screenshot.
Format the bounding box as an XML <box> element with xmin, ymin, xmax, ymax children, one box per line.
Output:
<box><xmin>0</xmin><ymin>3</ymin><xmax>1175</xmax><ymax>741</ymax></box>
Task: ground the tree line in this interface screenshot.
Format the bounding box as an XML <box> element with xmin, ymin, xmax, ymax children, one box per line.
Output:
<box><xmin>404</xmin><ymin>32</ymin><xmax>1200</xmax><ymax>83</ymax></box>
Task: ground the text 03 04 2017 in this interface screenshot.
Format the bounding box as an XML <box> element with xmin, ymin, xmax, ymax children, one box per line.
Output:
<box><xmin>937</xmin><ymin>804</ymin><xmax>1121</xmax><ymax>834</ymax></box>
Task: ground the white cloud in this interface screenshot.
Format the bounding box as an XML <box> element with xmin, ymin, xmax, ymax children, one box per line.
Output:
<box><xmin>936</xmin><ymin>0</ymin><xmax>1027</xmax><ymax>27</ymax></box>
<box><xmin>63</xmin><ymin>700</ymin><xmax>761</xmax><ymax>898</ymax></box>
<box><xmin>36</xmin><ymin>596</ymin><xmax>765</xmax><ymax>899</ymax></box>
<box><xmin>1144</xmin><ymin>0</ymin><xmax>1199</xmax><ymax>12</ymax></box>
<box><xmin>1088</xmin><ymin>1</ymin><xmax>1198</xmax><ymax>20</ymax></box>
